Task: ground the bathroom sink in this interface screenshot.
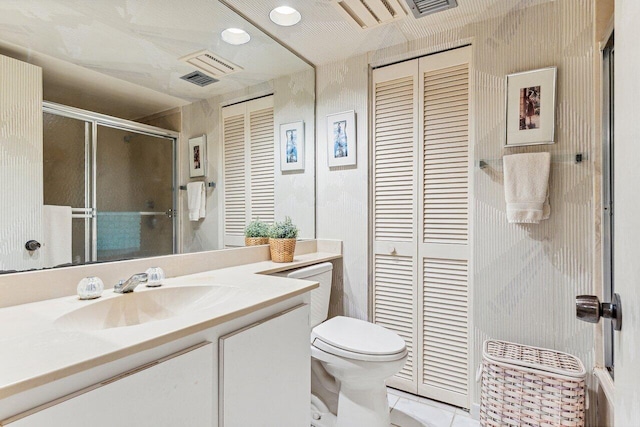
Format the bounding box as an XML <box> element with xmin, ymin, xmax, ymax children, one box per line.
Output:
<box><xmin>55</xmin><ymin>285</ymin><xmax>244</xmax><ymax>331</ymax></box>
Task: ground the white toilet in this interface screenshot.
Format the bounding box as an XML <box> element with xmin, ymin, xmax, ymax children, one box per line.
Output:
<box><xmin>277</xmin><ymin>263</ymin><xmax>407</xmax><ymax>427</ymax></box>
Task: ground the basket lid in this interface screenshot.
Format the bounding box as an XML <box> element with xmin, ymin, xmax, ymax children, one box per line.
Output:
<box><xmin>483</xmin><ymin>340</ymin><xmax>586</xmax><ymax>378</ymax></box>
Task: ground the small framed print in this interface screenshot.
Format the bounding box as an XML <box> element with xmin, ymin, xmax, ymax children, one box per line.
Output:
<box><xmin>327</xmin><ymin>110</ymin><xmax>356</xmax><ymax>168</ymax></box>
<box><xmin>188</xmin><ymin>135</ymin><xmax>206</xmax><ymax>178</ymax></box>
<box><xmin>280</xmin><ymin>121</ymin><xmax>305</xmax><ymax>172</ymax></box>
<box><xmin>505</xmin><ymin>67</ymin><xmax>557</xmax><ymax>147</ymax></box>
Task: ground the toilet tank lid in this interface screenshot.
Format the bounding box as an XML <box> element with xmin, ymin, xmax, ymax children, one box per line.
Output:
<box><xmin>311</xmin><ymin>316</ymin><xmax>406</xmax><ymax>356</ymax></box>
<box><xmin>283</xmin><ymin>262</ymin><xmax>333</xmax><ymax>279</ymax></box>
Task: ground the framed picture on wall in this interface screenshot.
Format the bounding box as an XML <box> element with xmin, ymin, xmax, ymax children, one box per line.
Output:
<box><xmin>327</xmin><ymin>110</ymin><xmax>356</xmax><ymax>167</ymax></box>
<box><xmin>505</xmin><ymin>67</ymin><xmax>557</xmax><ymax>147</ymax></box>
<box><xmin>280</xmin><ymin>121</ymin><xmax>305</xmax><ymax>172</ymax></box>
<box><xmin>188</xmin><ymin>135</ymin><xmax>206</xmax><ymax>178</ymax></box>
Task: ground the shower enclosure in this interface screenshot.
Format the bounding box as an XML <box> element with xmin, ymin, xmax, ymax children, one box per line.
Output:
<box><xmin>43</xmin><ymin>102</ymin><xmax>177</xmax><ymax>265</ymax></box>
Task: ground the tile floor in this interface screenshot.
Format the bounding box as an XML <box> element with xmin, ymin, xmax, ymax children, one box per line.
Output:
<box><xmin>387</xmin><ymin>388</ymin><xmax>480</xmax><ymax>427</ymax></box>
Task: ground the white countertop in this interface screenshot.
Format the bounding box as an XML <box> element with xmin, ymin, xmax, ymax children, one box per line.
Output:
<box><xmin>0</xmin><ymin>251</ymin><xmax>340</xmax><ymax>400</ymax></box>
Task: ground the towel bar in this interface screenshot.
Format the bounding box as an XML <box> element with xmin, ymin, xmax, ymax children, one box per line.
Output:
<box><xmin>179</xmin><ymin>181</ymin><xmax>216</xmax><ymax>190</ymax></box>
<box><xmin>478</xmin><ymin>152</ymin><xmax>586</xmax><ymax>170</ymax></box>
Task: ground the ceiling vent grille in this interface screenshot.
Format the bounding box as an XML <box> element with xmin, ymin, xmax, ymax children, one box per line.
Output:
<box><xmin>332</xmin><ymin>0</ymin><xmax>408</xmax><ymax>30</ymax></box>
<box><xmin>404</xmin><ymin>0</ymin><xmax>458</xmax><ymax>18</ymax></box>
<box><xmin>179</xmin><ymin>50</ymin><xmax>243</xmax><ymax>79</ymax></box>
<box><xmin>180</xmin><ymin>71</ymin><xmax>219</xmax><ymax>87</ymax></box>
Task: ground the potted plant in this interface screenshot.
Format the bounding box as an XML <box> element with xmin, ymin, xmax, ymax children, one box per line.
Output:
<box><xmin>244</xmin><ymin>219</ymin><xmax>270</xmax><ymax>246</ymax></box>
<box><xmin>268</xmin><ymin>217</ymin><xmax>299</xmax><ymax>262</ymax></box>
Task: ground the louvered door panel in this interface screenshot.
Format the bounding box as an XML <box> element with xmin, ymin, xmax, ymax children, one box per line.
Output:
<box><xmin>417</xmin><ymin>47</ymin><xmax>471</xmax><ymax>409</ymax></box>
<box><xmin>423</xmin><ymin>64</ymin><xmax>469</xmax><ymax>245</ymax></box>
<box><xmin>222</xmin><ymin>96</ymin><xmax>274</xmax><ymax>247</ymax></box>
<box><xmin>223</xmin><ymin>114</ymin><xmax>246</xmax><ymax>240</ymax></box>
<box><xmin>422</xmin><ymin>258</ymin><xmax>468</xmax><ymax>402</ymax></box>
<box><xmin>249</xmin><ymin>107</ymin><xmax>274</xmax><ymax>224</ymax></box>
<box><xmin>374</xmin><ymin>254</ymin><xmax>415</xmax><ymax>382</ymax></box>
<box><xmin>372</xmin><ymin>61</ymin><xmax>419</xmax><ymax>392</ymax></box>
<box><xmin>374</xmin><ymin>76</ymin><xmax>415</xmax><ymax>242</ymax></box>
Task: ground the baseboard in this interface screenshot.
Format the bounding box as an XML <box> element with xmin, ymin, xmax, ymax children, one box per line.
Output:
<box><xmin>470</xmin><ymin>403</ymin><xmax>480</xmax><ymax>420</ymax></box>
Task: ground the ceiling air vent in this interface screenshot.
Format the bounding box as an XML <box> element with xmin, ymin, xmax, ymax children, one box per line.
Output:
<box><xmin>179</xmin><ymin>50</ymin><xmax>243</xmax><ymax>79</ymax></box>
<box><xmin>404</xmin><ymin>0</ymin><xmax>458</xmax><ymax>18</ymax></box>
<box><xmin>180</xmin><ymin>71</ymin><xmax>219</xmax><ymax>87</ymax></box>
<box><xmin>332</xmin><ymin>0</ymin><xmax>408</xmax><ymax>30</ymax></box>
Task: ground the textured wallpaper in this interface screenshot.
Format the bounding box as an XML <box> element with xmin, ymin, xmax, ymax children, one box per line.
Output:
<box><xmin>0</xmin><ymin>55</ymin><xmax>43</xmax><ymax>272</ymax></box>
<box><xmin>180</xmin><ymin>69</ymin><xmax>315</xmax><ymax>252</ymax></box>
<box><xmin>316</xmin><ymin>1</ymin><xmax>595</xmax><ymax>410</ymax></box>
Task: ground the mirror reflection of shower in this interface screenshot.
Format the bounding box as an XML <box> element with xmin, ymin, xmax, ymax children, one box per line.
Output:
<box><xmin>42</xmin><ymin>103</ymin><xmax>177</xmax><ymax>267</ymax></box>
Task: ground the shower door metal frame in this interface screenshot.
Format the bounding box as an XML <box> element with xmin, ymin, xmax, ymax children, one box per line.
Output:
<box><xmin>43</xmin><ymin>101</ymin><xmax>180</xmax><ymax>262</ymax></box>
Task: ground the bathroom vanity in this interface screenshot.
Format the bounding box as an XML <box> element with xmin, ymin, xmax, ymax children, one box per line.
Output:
<box><xmin>0</xmin><ymin>240</ymin><xmax>341</xmax><ymax>426</ymax></box>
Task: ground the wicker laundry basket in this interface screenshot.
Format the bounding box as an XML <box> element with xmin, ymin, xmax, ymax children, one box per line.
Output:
<box><xmin>480</xmin><ymin>340</ymin><xmax>586</xmax><ymax>427</ymax></box>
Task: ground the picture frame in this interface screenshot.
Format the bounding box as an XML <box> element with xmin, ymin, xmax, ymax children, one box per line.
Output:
<box><xmin>505</xmin><ymin>67</ymin><xmax>557</xmax><ymax>147</ymax></box>
<box><xmin>188</xmin><ymin>135</ymin><xmax>206</xmax><ymax>178</ymax></box>
<box><xmin>327</xmin><ymin>110</ymin><xmax>357</xmax><ymax>167</ymax></box>
<box><xmin>280</xmin><ymin>121</ymin><xmax>305</xmax><ymax>172</ymax></box>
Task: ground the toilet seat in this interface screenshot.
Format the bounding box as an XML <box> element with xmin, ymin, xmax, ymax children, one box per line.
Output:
<box><xmin>311</xmin><ymin>316</ymin><xmax>407</xmax><ymax>362</ymax></box>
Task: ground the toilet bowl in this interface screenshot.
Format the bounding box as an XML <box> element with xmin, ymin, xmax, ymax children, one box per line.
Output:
<box><xmin>311</xmin><ymin>316</ymin><xmax>407</xmax><ymax>427</ymax></box>
<box><xmin>276</xmin><ymin>263</ymin><xmax>407</xmax><ymax>427</ymax></box>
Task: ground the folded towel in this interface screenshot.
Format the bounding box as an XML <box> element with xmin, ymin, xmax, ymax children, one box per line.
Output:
<box><xmin>97</xmin><ymin>212</ymin><xmax>141</xmax><ymax>253</ymax></box>
<box><xmin>187</xmin><ymin>182</ymin><xmax>206</xmax><ymax>221</ymax></box>
<box><xmin>42</xmin><ymin>205</ymin><xmax>72</xmax><ymax>268</ymax></box>
<box><xmin>503</xmin><ymin>152</ymin><xmax>551</xmax><ymax>223</ymax></box>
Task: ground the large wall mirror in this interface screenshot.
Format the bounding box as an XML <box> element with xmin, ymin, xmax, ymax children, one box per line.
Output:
<box><xmin>0</xmin><ymin>0</ymin><xmax>315</xmax><ymax>273</ymax></box>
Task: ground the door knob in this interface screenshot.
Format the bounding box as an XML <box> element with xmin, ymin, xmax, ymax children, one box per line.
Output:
<box><xmin>25</xmin><ymin>240</ymin><xmax>41</xmax><ymax>251</ymax></box>
<box><xmin>576</xmin><ymin>293</ymin><xmax>622</xmax><ymax>331</ymax></box>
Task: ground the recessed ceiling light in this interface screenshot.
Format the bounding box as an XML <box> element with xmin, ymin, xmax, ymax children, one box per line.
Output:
<box><xmin>269</xmin><ymin>6</ymin><xmax>301</xmax><ymax>27</ymax></box>
<box><xmin>221</xmin><ymin>28</ymin><xmax>251</xmax><ymax>45</ymax></box>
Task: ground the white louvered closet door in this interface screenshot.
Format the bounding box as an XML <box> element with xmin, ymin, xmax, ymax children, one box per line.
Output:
<box><xmin>417</xmin><ymin>47</ymin><xmax>471</xmax><ymax>408</ymax></box>
<box><xmin>222</xmin><ymin>96</ymin><xmax>274</xmax><ymax>247</ymax></box>
<box><xmin>372</xmin><ymin>47</ymin><xmax>471</xmax><ymax>408</ymax></box>
<box><xmin>372</xmin><ymin>60</ymin><xmax>420</xmax><ymax>392</ymax></box>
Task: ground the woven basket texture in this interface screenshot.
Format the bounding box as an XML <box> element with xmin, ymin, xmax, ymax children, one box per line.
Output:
<box><xmin>269</xmin><ymin>238</ymin><xmax>296</xmax><ymax>262</ymax></box>
<box><xmin>245</xmin><ymin>237</ymin><xmax>269</xmax><ymax>246</ymax></box>
<box><xmin>480</xmin><ymin>340</ymin><xmax>586</xmax><ymax>427</ymax></box>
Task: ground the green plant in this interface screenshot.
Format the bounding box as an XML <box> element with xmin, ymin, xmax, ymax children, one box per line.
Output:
<box><xmin>268</xmin><ymin>216</ymin><xmax>299</xmax><ymax>239</ymax></box>
<box><xmin>245</xmin><ymin>219</ymin><xmax>270</xmax><ymax>238</ymax></box>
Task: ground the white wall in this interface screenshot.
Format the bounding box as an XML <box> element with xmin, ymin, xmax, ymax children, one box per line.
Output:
<box><xmin>180</xmin><ymin>69</ymin><xmax>315</xmax><ymax>252</ymax></box>
<box><xmin>316</xmin><ymin>54</ymin><xmax>370</xmax><ymax>320</ymax></box>
<box><xmin>316</xmin><ymin>1</ymin><xmax>595</xmax><ymax>410</ymax></box>
<box><xmin>0</xmin><ymin>55</ymin><xmax>44</xmax><ymax>272</ymax></box>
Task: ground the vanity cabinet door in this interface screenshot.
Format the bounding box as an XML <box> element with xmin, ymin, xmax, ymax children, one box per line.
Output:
<box><xmin>7</xmin><ymin>342</ymin><xmax>214</xmax><ymax>427</ymax></box>
<box><xmin>219</xmin><ymin>304</ymin><xmax>310</xmax><ymax>427</ymax></box>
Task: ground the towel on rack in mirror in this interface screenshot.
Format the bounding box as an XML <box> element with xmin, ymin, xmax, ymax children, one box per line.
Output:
<box><xmin>503</xmin><ymin>152</ymin><xmax>551</xmax><ymax>224</ymax></box>
<box><xmin>187</xmin><ymin>182</ymin><xmax>206</xmax><ymax>221</ymax></box>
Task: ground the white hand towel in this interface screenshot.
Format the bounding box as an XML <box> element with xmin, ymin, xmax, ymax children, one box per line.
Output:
<box><xmin>187</xmin><ymin>182</ymin><xmax>206</xmax><ymax>221</ymax></box>
<box><xmin>503</xmin><ymin>152</ymin><xmax>551</xmax><ymax>223</ymax></box>
<box><xmin>199</xmin><ymin>183</ymin><xmax>206</xmax><ymax>219</ymax></box>
<box><xmin>42</xmin><ymin>205</ymin><xmax>72</xmax><ymax>268</ymax></box>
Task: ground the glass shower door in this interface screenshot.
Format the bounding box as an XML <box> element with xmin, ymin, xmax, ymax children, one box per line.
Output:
<box><xmin>95</xmin><ymin>125</ymin><xmax>175</xmax><ymax>262</ymax></box>
<box><xmin>43</xmin><ymin>112</ymin><xmax>93</xmax><ymax>265</ymax></box>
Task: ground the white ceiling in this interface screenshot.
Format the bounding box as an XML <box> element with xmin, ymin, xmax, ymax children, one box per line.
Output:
<box><xmin>0</xmin><ymin>0</ymin><xmax>310</xmax><ymax>113</ymax></box>
<box><xmin>0</xmin><ymin>0</ymin><xmax>554</xmax><ymax>119</ymax></box>
<box><xmin>225</xmin><ymin>0</ymin><xmax>554</xmax><ymax>65</ymax></box>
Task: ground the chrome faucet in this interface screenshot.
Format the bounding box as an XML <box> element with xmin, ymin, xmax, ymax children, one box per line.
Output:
<box><xmin>114</xmin><ymin>273</ymin><xmax>148</xmax><ymax>294</ymax></box>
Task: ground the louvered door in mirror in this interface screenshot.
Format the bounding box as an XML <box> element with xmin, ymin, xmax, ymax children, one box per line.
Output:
<box><xmin>222</xmin><ymin>96</ymin><xmax>274</xmax><ymax>247</ymax></box>
<box><xmin>371</xmin><ymin>46</ymin><xmax>471</xmax><ymax>409</ymax></box>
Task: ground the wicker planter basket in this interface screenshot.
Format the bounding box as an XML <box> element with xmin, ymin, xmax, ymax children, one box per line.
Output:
<box><xmin>245</xmin><ymin>237</ymin><xmax>269</xmax><ymax>246</ymax></box>
<box><xmin>269</xmin><ymin>238</ymin><xmax>296</xmax><ymax>262</ymax></box>
<box><xmin>480</xmin><ymin>340</ymin><xmax>586</xmax><ymax>427</ymax></box>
